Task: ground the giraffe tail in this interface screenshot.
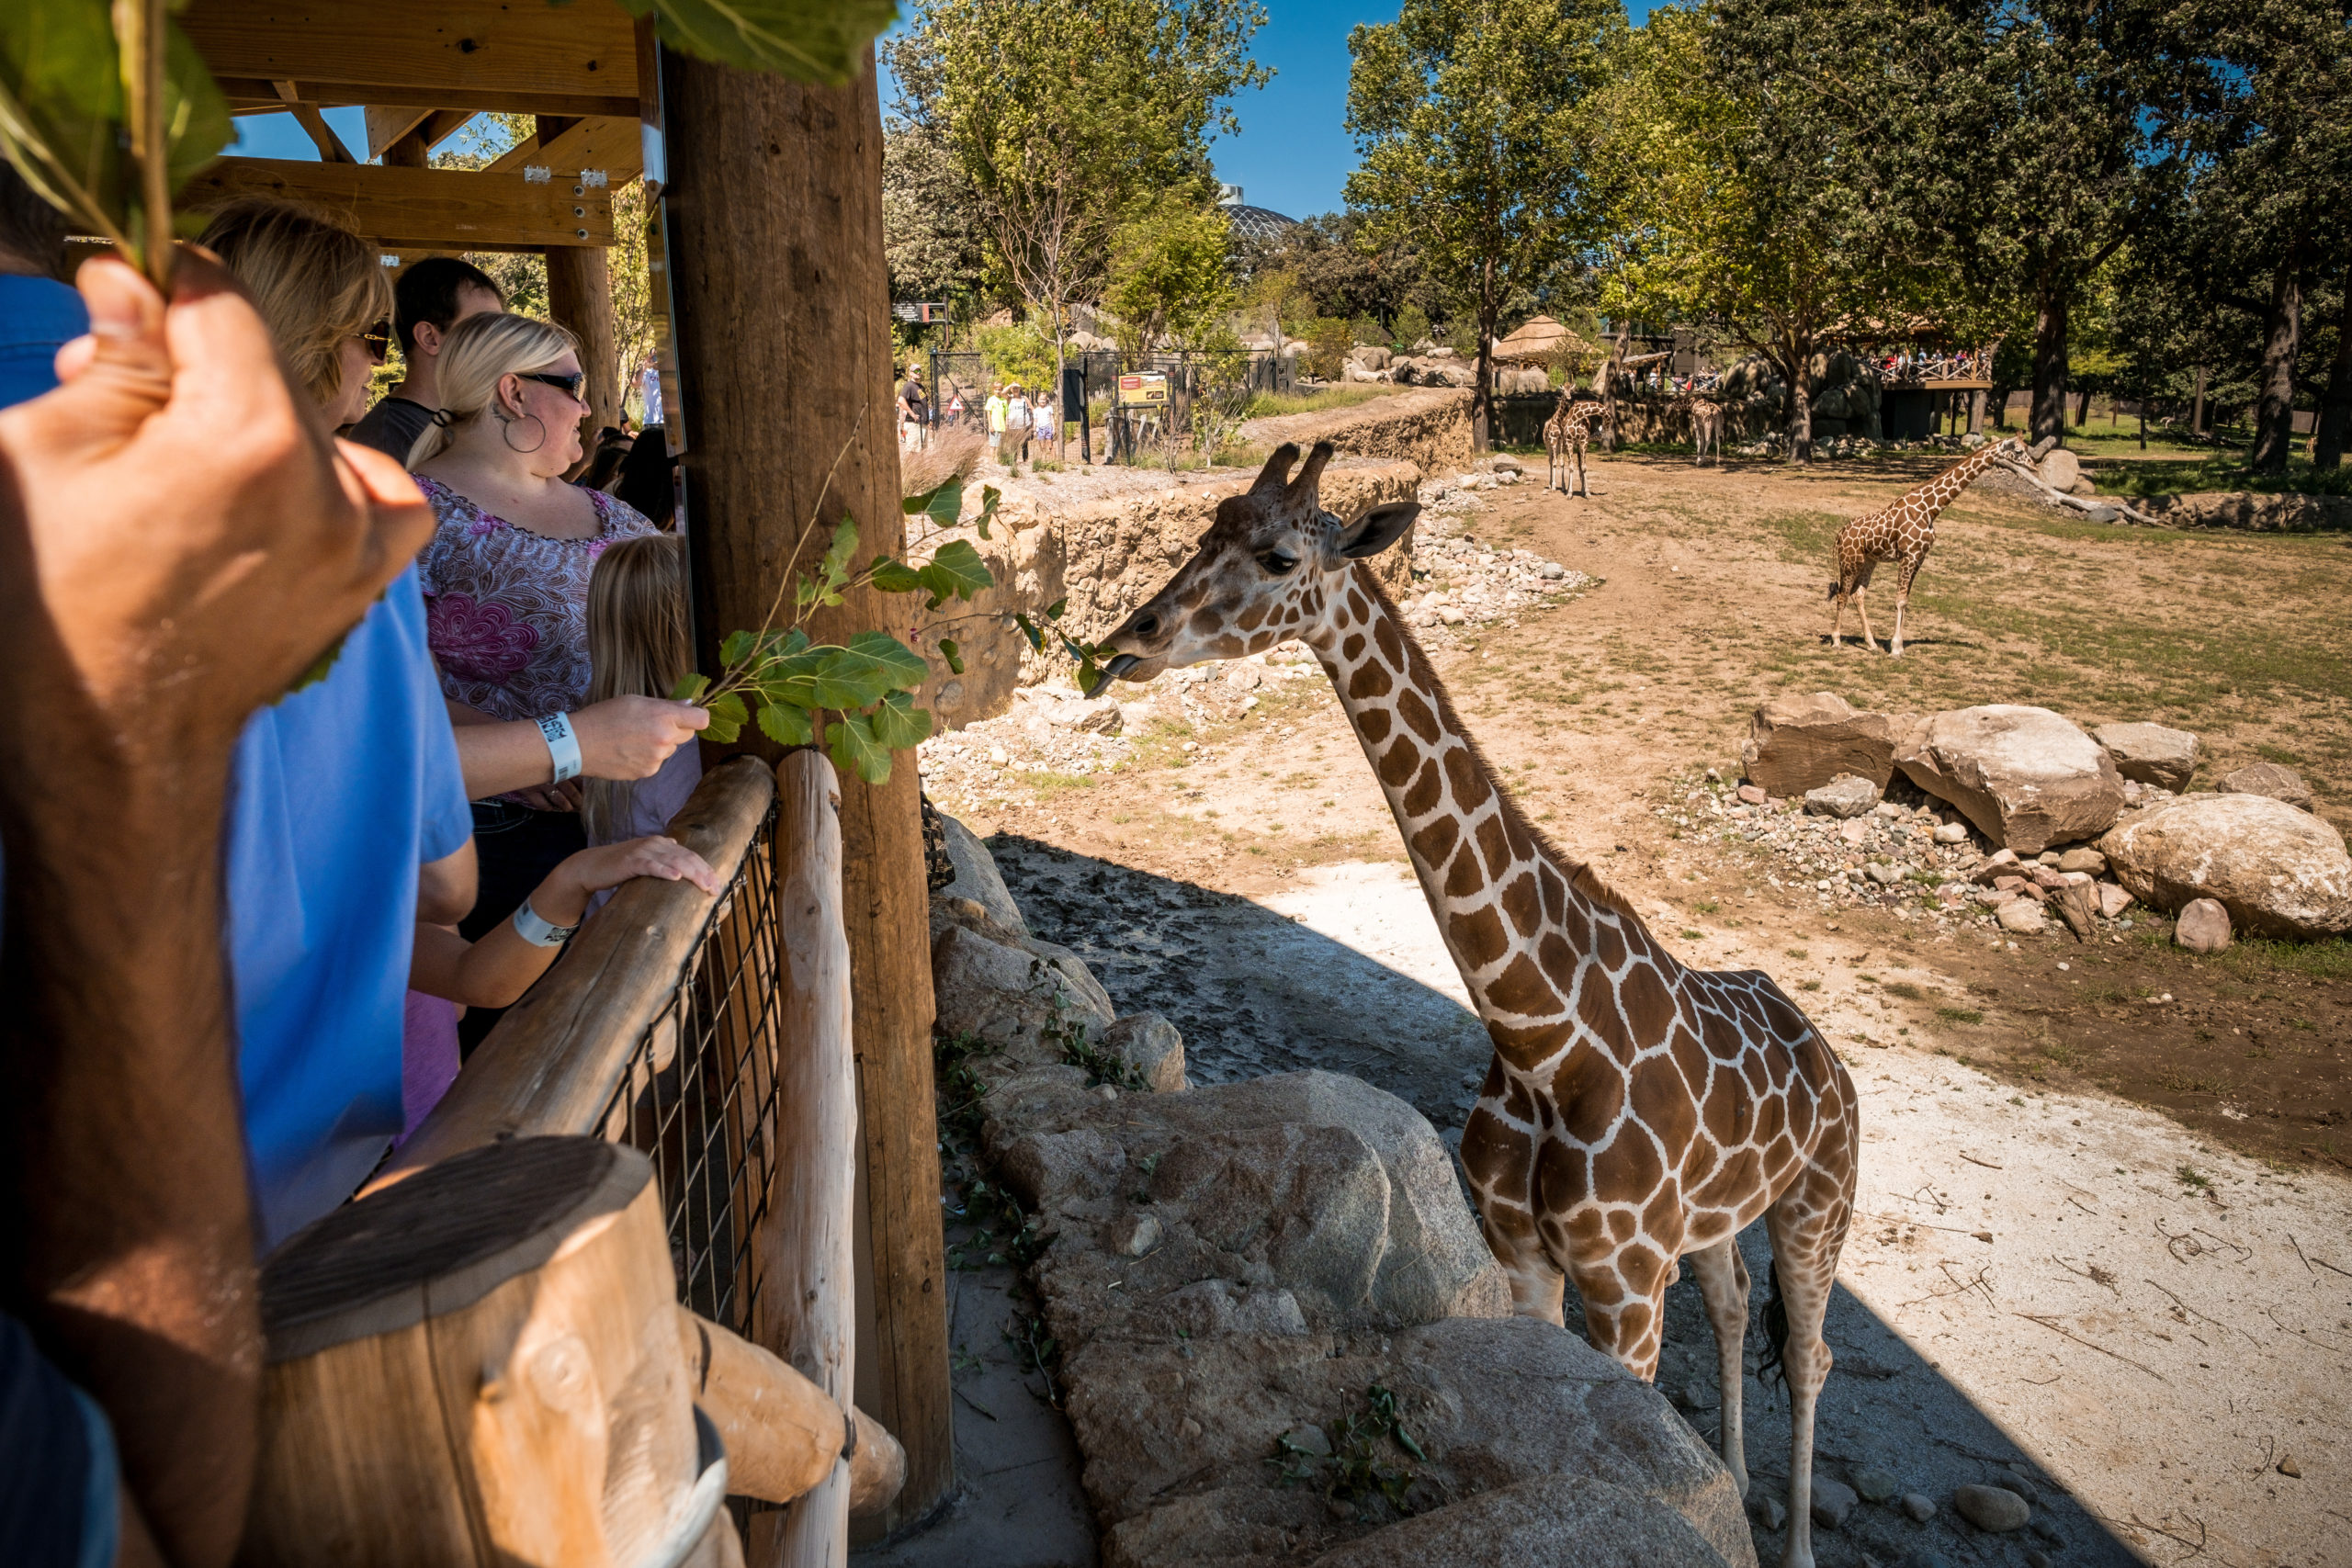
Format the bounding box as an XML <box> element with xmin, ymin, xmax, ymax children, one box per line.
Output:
<box><xmin>1755</xmin><ymin>1258</ymin><xmax>1791</xmax><ymax>1398</ymax></box>
<box><xmin>1825</xmin><ymin>580</ymin><xmax>1840</xmax><ymax>601</ymax></box>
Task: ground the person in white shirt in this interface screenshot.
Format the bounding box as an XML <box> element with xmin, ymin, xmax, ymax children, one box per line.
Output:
<box><xmin>1003</xmin><ymin>383</ymin><xmax>1033</xmax><ymax>467</ymax></box>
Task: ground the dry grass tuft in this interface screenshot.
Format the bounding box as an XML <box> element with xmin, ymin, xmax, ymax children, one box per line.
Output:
<box><xmin>901</xmin><ymin>426</ymin><xmax>986</xmax><ymax>501</ymax></box>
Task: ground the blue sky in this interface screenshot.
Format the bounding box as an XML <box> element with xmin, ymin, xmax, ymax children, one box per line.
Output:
<box><xmin>243</xmin><ymin>3</ymin><xmax>1652</xmax><ymax>221</ymax></box>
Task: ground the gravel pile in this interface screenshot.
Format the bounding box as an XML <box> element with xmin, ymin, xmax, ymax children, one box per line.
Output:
<box><xmin>1664</xmin><ymin>771</ymin><xmax>2166</xmax><ymax>944</ymax></box>
<box><xmin>1403</xmin><ymin>465</ymin><xmax>1596</xmax><ymax>639</ymax></box>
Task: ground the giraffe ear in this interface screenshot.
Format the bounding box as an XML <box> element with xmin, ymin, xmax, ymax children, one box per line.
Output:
<box><xmin>1332</xmin><ymin>502</ymin><xmax>1419</xmax><ymax>560</ymax></box>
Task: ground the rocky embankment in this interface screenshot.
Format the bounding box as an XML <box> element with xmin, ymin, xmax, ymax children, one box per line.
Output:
<box><xmin>927</xmin><ymin>816</ymin><xmax>1757</xmax><ymax>1568</ymax></box>
<box><xmin>1717</xmin><ymin>694</ymin><xmax>2350</xmax><ymax>951</ymax></box>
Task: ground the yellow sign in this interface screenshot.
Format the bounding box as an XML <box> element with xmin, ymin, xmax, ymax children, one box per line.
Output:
<box><xmin>1117</xmin><ymin>372</ymin><xmax>1169</xmax><ymax>408</ymax></box>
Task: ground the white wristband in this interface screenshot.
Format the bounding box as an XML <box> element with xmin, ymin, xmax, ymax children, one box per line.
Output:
<box><xmin>512</xmin><ymin>897</ymin><xmax>576</xmax><ymax>949</ymax></box>
<box><xmin>537</xmin><ymin>711</ymin><xmax>582</xmax><ymax>784</ymax></box>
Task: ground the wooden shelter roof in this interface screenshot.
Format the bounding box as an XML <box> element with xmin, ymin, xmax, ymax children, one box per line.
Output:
<box><xmin>1495</xmin><ymin>316</ymin><xmax>1593</xmax><ymax>362</ymax></box>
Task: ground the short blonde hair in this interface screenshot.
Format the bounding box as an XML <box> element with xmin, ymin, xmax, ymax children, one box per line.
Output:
<box><xmin>405</xmin><ymin>310</ymin><xmax>580</xmax><ymax>468</ymax></box>
<box><xmin>197</xmin><ymin>199</ymin><xmax>390</xmax><ymax>409</ymax></box>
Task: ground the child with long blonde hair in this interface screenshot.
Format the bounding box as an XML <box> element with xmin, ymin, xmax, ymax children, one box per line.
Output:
<box><xmin>583</xmin><ymin>535</ymin><xmax>703</xmax><ymax>845</ymax></box>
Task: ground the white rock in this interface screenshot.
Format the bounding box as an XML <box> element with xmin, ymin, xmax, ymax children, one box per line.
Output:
<box><xmin>2093</xmin><ymin>722</ymin><xmax>2199</xmax><ymax>791</ymax></box>
<box><xmin>1933</xmin><ymin>822</ymin><xmax>1970</xmax><ymax>844</ymax></box>
<box><xmin>2100</xmin><ymin>793</ymin><xmax>2352</xmax><ymax>938</ymax></box>
<box><xmin>1804</xmin><ymin>774</ymin><xmax>1882</xmax><ymax>819</ymax></box>
<box><xmin>2097</xmin><ymin>883</ymin><xmax>2135</xmax><ymax>919</ymax></box>
<box><xmin>2174</xmin><ymin>897</ymin><xmax>2233</xmax><ymax>953</ymax></box>
<box><xmin>1997</xmin><ymin>899</ymin><xmax>2048</xmax><ymax>934</ymax></box>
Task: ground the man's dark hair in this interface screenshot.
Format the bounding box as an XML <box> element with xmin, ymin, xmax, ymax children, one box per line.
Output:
<box><xmin>0</xmin><ymin>164</ymin><xmax>70</xmax><ymax>280</ymax></box>
<box><xmin>391</xmin><ymin>255</ymin><xmax>504</xmax><ymax>355</ymax></box>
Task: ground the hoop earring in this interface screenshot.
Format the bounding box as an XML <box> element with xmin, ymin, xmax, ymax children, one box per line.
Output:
<box><xmin>503</xmin><ymin>413</ymin><xmax>548</xmax><ymax>455</ymax></box>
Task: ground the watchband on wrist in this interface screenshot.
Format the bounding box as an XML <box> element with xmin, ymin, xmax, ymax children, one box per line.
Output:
<box><xmin>537</xmin><ymin>711</ymin><xmax>583</xmax><ymax>784</ymax></box>
<box><xmin>512</xmin><ymin>897</ymin><xmax>577</xmax><ymax>949</ymax></box>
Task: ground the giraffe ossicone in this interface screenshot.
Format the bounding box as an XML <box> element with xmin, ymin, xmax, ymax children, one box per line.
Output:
<box><xmin>1094</xmin><ymin>440</ymin><xmax>1860</xmax><ymax>1568</ymax></box>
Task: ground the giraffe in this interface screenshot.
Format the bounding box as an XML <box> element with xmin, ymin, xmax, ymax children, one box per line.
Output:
<box><xmin>1828</xmin><ymin>435</ymin><xmax>2045</xmax><ymax>656</ymax></box>
<box><xmin>1089</xmin><ymin>442</ymin><xmax>1859</xmax><ymax>1568</ymax></box>
<box><xmin>1689</xmin><ymin>398</ymin><xmax>1724</xmax><ymax>466</ymax></box>
<box><xmin>1543</xmin><ymin>390</ymin><xmax>1603</xmax><ymax>497</ymax></box>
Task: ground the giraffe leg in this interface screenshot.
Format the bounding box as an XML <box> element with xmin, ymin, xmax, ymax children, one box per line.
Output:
<box><xmin>1888</xmin><ymin>594</ymin><xmax>1907</xmax><ymax>658</ymax></box>
<box><xmin>1826</xmin><ymin>591</ymin><xmax>1845</xmax><ymax>649</ymax></box>
<box><xmin>1561</xmin><ymin>1249</ymin><xmax>1671</xmax><ymax>1382</ymax></box>
<box><xmin>1686</xmin><ymin>1237</ymin><xmax>1752</xmax><ymax>1499</ymax></box>
<box><xmin>1765</xmin><ymin>1158</ymin><xmax>1855</xmax><ymax>1568</ymax></box>
<box><xmin>1461</xmin><ymin>1100</ymin><xmax>1566</xmax><ymax>1324</ymax></box>
<box><xmin>1853</xmin><ymin>587</ymin><xmax>1881</xmax><ymax>654</ymax></box>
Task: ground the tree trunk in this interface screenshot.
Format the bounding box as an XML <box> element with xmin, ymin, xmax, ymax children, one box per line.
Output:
<box><xmin>2073</xmin><ymin>387</ymin><xmax>2090</xmax><ymax>426</ymax></box>
<box><xmin>2030</xmin><ymin>282</ymin><xmax>2070</xmax><ymax>446</ymax></box>
<box><xmin>1785</xmin><ymin>333</ymin><xmax>1814</xmax><ymax>463</ymax></box>
<box><xmin>544</xmin><ymin>246</ymin><xmax>622</xmax><ymax>441</ymax></box>
<box><xmin>2316</xmin><ymin>296</ymin><xmax>2352</xmax><ymax>469</ymax></box>
<box><xmin>2248</xmin><ymin>263</ymin><xmax>2303</xmax><ymax>474</ymax></box>
<box><xmin>659</xmin><ymin>43</ymin><xmax>953</xmax><ymax>1548</ymax></box>
<box><xmin>2191</xmin><ymin>365</ymin><xmax>2207</xmax><ymax>434</ymax></box>
<box><xmin>1470</xmin><ymin>302</ymin><xmax>1495</xmax><ymax>452</ymax></box>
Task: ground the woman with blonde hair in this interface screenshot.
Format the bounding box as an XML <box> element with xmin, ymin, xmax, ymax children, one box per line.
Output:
<box><xmin>197</xmin><ymin>198</ymin><xmax>392</xmax><ymax>429</ymax></box>
<box><xmin>412</xmin><ymin>310</ymin><xmax>695</xmax><ymax>1045</ymax></box>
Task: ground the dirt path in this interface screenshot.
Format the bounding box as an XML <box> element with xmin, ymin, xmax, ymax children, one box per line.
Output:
<box><xmin>918</xmin><ymin>446</ymin><xmax>2352</xmax><ymax>1565</ymax></box>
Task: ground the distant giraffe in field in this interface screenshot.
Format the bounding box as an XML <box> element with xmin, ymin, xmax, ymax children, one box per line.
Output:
<box><xmin>1690</xmin><ymin>398</ymin><xmax>1724</xmax><ymax>466</ymax></box>
<box><xmin>1091</xmin><ymin>442</ymin><xmax>1860</xmax><ymax>1568</ymax></box>
<box><xmin>1828</xmin><ymin>436</ymin><xmax>2042</xmax><ymax>656</ymax></box>
<box><xmin>1544</xmin><ymin>391</ymin><xmax>1604</xmax><ymax>497</ymax></box>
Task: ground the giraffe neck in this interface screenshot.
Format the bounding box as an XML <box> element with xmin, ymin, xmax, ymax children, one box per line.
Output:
<box><xmin>1307</xmin><ymin>567</ymin><xmax>1679</xmax><ymax>1050</ymax></box>
<box><xmin>1907</xmin><ymin>444</ymin><xmax>2007</xmax><ymax>522</ymax></box>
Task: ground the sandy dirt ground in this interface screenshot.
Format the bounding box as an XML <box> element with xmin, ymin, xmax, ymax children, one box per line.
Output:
<box><xmin>881</xmin><ymin>446</ymin><xmax>2352</xmax><ymax>1568</ymax></box>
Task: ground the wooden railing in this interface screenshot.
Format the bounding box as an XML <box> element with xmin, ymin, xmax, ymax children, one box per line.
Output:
<box><xmin>269</xmin><ymin>753</ymin><xmax>897</xmax><ymax>1568</ymax></box>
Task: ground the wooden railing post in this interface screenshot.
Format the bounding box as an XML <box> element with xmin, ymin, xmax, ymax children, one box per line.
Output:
<box><xmin>759</xmin><ymin>751</ymin><xmax>857</xmax><ymax>1567</ymax></box>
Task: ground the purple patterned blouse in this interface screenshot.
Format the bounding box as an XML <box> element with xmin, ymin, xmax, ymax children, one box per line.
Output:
<box><xmin>416</xmin><ymin>475</ymin><xmax>658</xmax><ymax>723</ymax></box>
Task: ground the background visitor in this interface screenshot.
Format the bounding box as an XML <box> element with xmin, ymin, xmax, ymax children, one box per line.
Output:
<box><xmin>347</xmin><ymin>255</ymin><xmax>504</xmax><ymax>462</ymax></box>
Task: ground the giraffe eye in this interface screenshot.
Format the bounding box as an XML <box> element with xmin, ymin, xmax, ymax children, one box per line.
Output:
<box><xmin>1257</xmin><ymin>547</ymin><xmax>1300</xmax><ymax>576</ymax></box>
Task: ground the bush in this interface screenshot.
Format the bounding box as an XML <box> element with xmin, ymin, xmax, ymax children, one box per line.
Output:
<box><xmin>1301</xmin><ymin>317</ymin><xmax>1354</xmax><ymax>381</ymax></box>
<box><xmin>1392</xmin><ymin>303</ymin><xmax>1430</xmax><ymax>350</ymax></box>
<box><xmin>976</xmin><ymin>320</ymin><xmax>1057</xmax><ymax>394</ymax></box>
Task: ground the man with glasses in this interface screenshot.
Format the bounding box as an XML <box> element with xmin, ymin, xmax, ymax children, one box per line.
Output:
<box><xmin>349</xmin><ymin>256</ymin><xmax>506</xmax><ymax>464</ymax></box>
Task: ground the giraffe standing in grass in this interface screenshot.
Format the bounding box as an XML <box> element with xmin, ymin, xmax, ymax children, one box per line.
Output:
<box><xmin>1690</xmin><ymin>398</ymin><xmax>1724</xmax><ymax>466</ymax></box>
<box><xmin>1828</xmin><ymin>435</ymin><xmax>2041</xmax><ymax>656</ymax></box>
<box><xmin>1543</xmin><ymin>390</ymin><xmax>1603</xmax><ymax>496</ymax></box>
<box><xmin>1091</xmin><ymin>442</ymin><xmax>1860</xmax><ymax>1568</ymax></box>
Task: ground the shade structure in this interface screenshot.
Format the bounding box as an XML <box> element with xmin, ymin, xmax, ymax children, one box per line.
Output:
<box><xmin>1495</xmin><ymin>315</ymin><xmax>1593</xmax><ymax>362</ymax></box>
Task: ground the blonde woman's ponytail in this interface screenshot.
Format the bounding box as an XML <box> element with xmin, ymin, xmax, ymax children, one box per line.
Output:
<box><xmin>404</xmin><ymin>311</ymin><xmax>580</xmax><ymax>468</ymax></box>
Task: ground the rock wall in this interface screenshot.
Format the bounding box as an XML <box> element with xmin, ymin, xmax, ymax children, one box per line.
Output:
<box><xmin>929</xmin><ymin>819</ymin><xmax>1758</xmax><ymax>1568</ymax></box>
<box><xmin>914</xmin><ymin>459</ymin><xmax>1421</xmax><ymax>732</ymax></box>
<box><xmin>1240</xmin><ymin>388</ymin><xmax>1475</xmax><ymax>471</ymax></box>
<box><xmin>2140</xmin><ymin>491</ymin><xmax>2352</xmax><ymax>532</ymax></box>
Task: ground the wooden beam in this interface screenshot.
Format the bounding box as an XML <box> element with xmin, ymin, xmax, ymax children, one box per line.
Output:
<box><xmin>485</xmin><ymin>114</ymin><xmax>644</xmax><ymax>184</ymax></box>
<box><xmin>363</xmin><ymin>105</ymin><xmax>431</xmax><ymax>159</ymax></box>
<box><xmin>660</xmin><ymin>45</ymin><xmax>954</xmax><ymax>1546</ymax></box>
<box><xmin>187</xmin><ymin>0</ymin><xmax>639</xmax><ymax>118</ymax></box>
<box><xmin>185</xmin><ymin>157</ymin><xmax>615</xmax><ymax>253</ymax></box>
<box><xmin>271</xmin><ymin>81</ymin><xmax>357</xmax><ymax>163</ymax></box>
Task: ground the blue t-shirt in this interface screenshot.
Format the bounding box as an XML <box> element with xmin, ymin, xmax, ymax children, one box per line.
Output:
<box><xmin>0</xmin><ymin>274</ymin><xmax>85</xmax><ymax>412</ymax></box>
<box><xmin>229</xmin><ymin>567</ymin><xmax>470</xmax><ymax>1250</ymax></box>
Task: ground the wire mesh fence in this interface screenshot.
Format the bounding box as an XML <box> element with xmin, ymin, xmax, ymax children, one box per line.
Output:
<box><xmin>594</xmin><ymin>799</ymin><xmax>785</xmax><ymax>1340</ymax></box>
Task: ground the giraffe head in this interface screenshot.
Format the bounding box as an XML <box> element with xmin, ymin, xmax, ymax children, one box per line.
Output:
<box><xmin>1087</xmin><ymin>441</ymin><xmax>1419</xmax><ymax>692</ymax></box>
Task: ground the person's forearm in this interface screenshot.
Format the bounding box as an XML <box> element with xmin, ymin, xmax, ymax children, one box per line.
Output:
<box><xmin>451</xmin><ymin>715</ymin><xmax>553</xmax><ymax>798</ymax></box>
<box><xmin>0</xmin><ymin>730</ymin><xmax>258</xmax><ymax>1568</ymax></box>
<box><xmin>446</xmin><ymin>915</ymin><xmax>566</xmax><ymax>1009</ymax></box>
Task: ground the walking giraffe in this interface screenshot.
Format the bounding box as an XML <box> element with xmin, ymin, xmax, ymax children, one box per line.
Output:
<box><xmin>1828</xmin><ymin>435</ymin><xmax>2046</xmax><ymax>655</ymax></box>
<box><xmin>1543</xmin><ymin>390</ymin><xmax>1603</xmax><ymax>496</ymax></box>
<box><xmin>1090</xmin><ymin>443</ymin><xmax>1859</xmax><ymax>1568</ymax></box>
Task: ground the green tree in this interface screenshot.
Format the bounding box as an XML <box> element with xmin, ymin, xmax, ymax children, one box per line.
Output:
<box><xmin>1944</xmin><ymin>0</ymin><xmax>2214</xmax><ymax>446</ymax></box>
<box><xmin>883</xmin><ymin>122</ymin><xmax>988</xmax><ymax>308</ymax></box>
<box><xmin>1103</xmin><ymin>196</ymin><xmax>1237</xmax><ymax>363</ymax></box>
<box><xmin>1344</xmin><ymin>0</ymin><xmax>1623</xmax><ymax>447</ymax></box>
<box><xmin>887</xmin><ymin>0</ymin><xmax>1269</xmax><ymax>399</ymax></box>
<box><xmin>1594</xmin><ymin>0</ymin><xmax>1980</xmax><ymax>461</ymax></box>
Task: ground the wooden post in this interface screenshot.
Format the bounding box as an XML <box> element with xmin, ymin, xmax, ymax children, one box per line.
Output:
<box><xmin>547</xmin><ymin>244</ymin><xmax>623</xmax><ymax>437</ymax></box>
<box><xmin>759</xmin><ymin>751</ymin><xmax>858</xmax><ymax>1566</ymax></box>
<box><xmin>244</xmin><ymin>1138</ymin><xmax>724</xmax><ymax>1566</ymax></box>
<box><xmin>660</xmin><ymin>42</ymin><xmax>952</xmax><ymax>1541</ymax></box>
<box><xmin>1968</xmin><ymin>389</ymin><xmax>1984</xmax><ymax>435</ymax></box>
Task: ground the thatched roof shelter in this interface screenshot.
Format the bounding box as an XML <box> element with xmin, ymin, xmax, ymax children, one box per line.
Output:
<box><xmin>1495</xmin><ymin>315</ymin><xmax>1594</xmax><ymax>362</ymax></box>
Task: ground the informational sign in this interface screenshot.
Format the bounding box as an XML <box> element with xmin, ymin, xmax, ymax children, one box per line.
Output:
<box><xmin>891</xmin><ymin>301</ymin><xmax>949</xmax><ymax>323</ymax></box>
<box><xmin>1117</xmin><ymin>372</ymin><xmax>1169</xmax><ymax>408</ymax></box>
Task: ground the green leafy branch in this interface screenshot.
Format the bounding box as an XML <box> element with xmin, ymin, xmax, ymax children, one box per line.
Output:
<box><xmin>1011</xmin><ymin>597</ymin><xmax>1114</xmax><ymax>696</ymax></box>
<box><xmin>669</xmin><ymin>472</ymin><xmax>1006</xmax><ymax>785</ymax></box>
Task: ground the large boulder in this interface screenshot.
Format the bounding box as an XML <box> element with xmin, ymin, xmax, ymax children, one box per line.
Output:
<box><xmin>934</xmin><ymin>812</ymin><xmax>1028</xmax><ymax>937</ymax></box>
<box><xmin>2093</xmin><ymin>723</ymin><xmax>2199</xmax><ymax>792</ymax></box>
<box><xmin>1741</xmin><ymin>693</ymin><xmax>1902</xmax><ymax>796</ymax></box>
<box><xmin>2037</xmin><ymin>447</ymin><xmax>2083</xmax><ymax>493</ymax></box>
<box><xmin>2220</xmin><ymin>761</ymin><xmax>2315</xmax><ymax>811</ymax></box>
<box><xmin>932</xmin><ymin>922</ymin><xmax>1115</xmax><ymax>1053</ymax></box>
<box><xmin>2098</xmin><ymin>793</ymin><xmax>2352</xmax><ymax>939</ymax></box>
<box><xmin>1101</xmin><ymin>1013</ymin><xmax>1188</xmax><ymax>1092</ymax></box>
<box><xmin>1895</xmin><ymin>705</ymin><xmax>2126</xmax><ymax>854</ymax></box>
<box><xmin>994</xmin><ymin>1070</ymin><xmax>1510</xmax><ymax>1339</ymax></box>
<box><xmin>1080</xmin><ymin>1318</ymin><xmax>1755</xmax><ymax>1568</ymax></box>
<box><xmin>1306</xmin><ymin>1476</ymin><xmax>1734</xmax><ymax>1568</ymax></box>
